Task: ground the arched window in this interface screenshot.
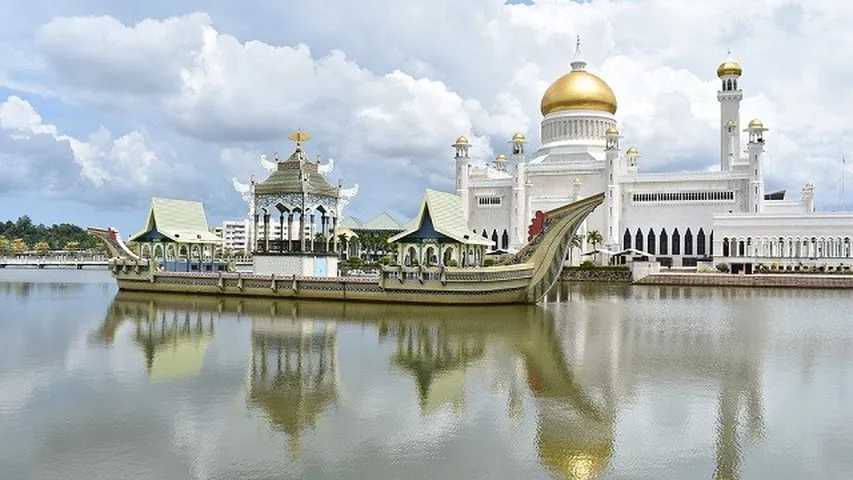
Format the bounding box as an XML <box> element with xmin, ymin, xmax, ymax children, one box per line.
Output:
<box><xmin>672</xmin><ymin>229</ymin><xmax>681</xmax><ymax>255</ymax></box>
<box><xmin>623</xmin><ymin>229</ymin><xmax>631</xmax><ymax>250</ymax></box>
<box><xmin>710</xmin><ymin>231</ymin><xmax>715</xmax><ymax>256</ymax></box>
<box><xmin>722</xmin><ymin>238</ymin><xmax>730</xmax><ymax>257</ymax></box>
<box><xmin>659</xmin><ymin>229</ymin><xmax>669</xmax><ymax>255</ymax></box>
<box><xmin>491</xmin><ymin>230</ymin><xmax>499</xmax><ymax>250</ymax></box>
<box><xmin>684</xmin><ymin>228</ymin><xmax>693</xmax><ymax>256</ymax></box>
<box><xmin>635</xmin><ymin>228</ymin><xmax>644</xmax><ymax>252</ymax></box>
<box><xmin>697</xmin><ymin>228</ymin><xmax>706</xmax><ymax>256</ymax></box>
<box><xmin>501</xmin><ymin>230</ymin><xmax>509</xmax><ymax>250</ymax></box>
<box><xmin>647</xmin><ymin>228</ymin><xmax>656</xmax><ymax>255</ymax></box>
<box><xmin>739</xmin><ymin>240</ymin><xmax>745</xmax><ymax>256</ymax></box>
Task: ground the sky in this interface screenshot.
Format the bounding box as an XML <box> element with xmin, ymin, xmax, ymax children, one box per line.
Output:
<box><xmin>0</xmin><ymin>0</ymin><xmax>852</xmax><ymax>235</ymax></box>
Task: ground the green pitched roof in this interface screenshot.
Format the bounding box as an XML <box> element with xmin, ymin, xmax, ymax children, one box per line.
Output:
<box><xmin>129</xmin><ymin>197</ymin><xmax>221</xmax><ymax>244</ymax></box>
<box><xmin>361</xmin><ymin>212</ymin><xmax>403</xmax><ymax>231</ymax></box>
<box><xmin>389</xmin><ymin>190</ymin><xmax>491</xmax><ymax>246</ymax></box>
<box><xmin>339</xmin><ymin>215</ymin><xmax>363</xmax><ymax>229</ymax></box>
<box><xmin>254</xmin><ymin>147</ymin><xmax>339</xmax><ymax>197</ymax></box>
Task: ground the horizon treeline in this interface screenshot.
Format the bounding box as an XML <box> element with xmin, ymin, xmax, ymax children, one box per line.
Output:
<box><xmin>0</xmin><ymin>216</ymin><xmax>103</xmax><ymax>254</ymax></box>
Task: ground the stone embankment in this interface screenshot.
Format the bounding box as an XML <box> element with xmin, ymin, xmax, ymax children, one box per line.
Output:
<box><xmin>561</xmin><ymin>267</ymin><xmax>631</xmax><ymax>283</ymax></box>
<box><xmin>636</xmin><ymin>272</ymin><xmax>853</xmax><ymax>289</ymax></box>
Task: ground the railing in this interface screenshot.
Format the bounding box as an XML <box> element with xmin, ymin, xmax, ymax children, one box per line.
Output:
<box><xmin>0</xmin><ymin>255</ymin><xmax>110</xmax><ymax>268</ymax></box>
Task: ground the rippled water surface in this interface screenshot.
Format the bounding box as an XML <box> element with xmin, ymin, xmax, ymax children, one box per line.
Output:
<box><xmin>1</xmin><ymin>269</ymin><xmax>852</xmax><ymax>479</ymax></box>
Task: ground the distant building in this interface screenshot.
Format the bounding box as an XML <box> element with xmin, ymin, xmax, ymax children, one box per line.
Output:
<box><xmin>218</xmin><ymin>220</ymin><xmax>251</xmax><ymax>254</ymax></box>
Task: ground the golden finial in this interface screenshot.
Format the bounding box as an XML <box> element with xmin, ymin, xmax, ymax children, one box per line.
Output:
<box><xmin>288</xmin><ymin>130</ymin><xmax>312</xmax><ymax>144</ymax></box>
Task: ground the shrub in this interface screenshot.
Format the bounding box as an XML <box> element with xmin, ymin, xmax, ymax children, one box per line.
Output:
<box><xmin>446</xmin><ymin>259</ymin><xmax>459</xmax><ymax>267</ymax></box>
<box><xmin>716</xmin><ymin>263</ymin><xmax>730</xmax><ymax>273</ymax></box>
<box><xmin>483</xmin><ymin>258</ymin><xmax>496</xmax><ymax>267</ymax></box>
<box><xmin>578</xmin><ymin>260</ymin><xmax>596</xmax><ymax>270</ymax></box>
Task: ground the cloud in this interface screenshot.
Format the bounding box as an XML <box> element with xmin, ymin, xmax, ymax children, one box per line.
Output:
<box><xmin>0</xmin><ymin>0</ymin><xmax>850</xmax><ymax>225</ymax></box>
<box><xmin>0</xmin><ymin>95</ymin><xmax>166</xmax><ymax>205</ymax></box>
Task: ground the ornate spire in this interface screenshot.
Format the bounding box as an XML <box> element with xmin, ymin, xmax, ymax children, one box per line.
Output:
<box><xmin>571</xmin><ymin>34</ymin><xmax>587</xmax><ymax>71</ymax></box>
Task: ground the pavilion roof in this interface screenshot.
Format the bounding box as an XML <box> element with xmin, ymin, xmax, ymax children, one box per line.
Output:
<box><xmin>339</xmin><ymin>215</ymin><xmax>363</xmax><ymax>229</ymax></box>
<box><xmin>361</xmin><ymin>212</ymin><xmax>404</xmax><ymax>231</ymax></box>
<box><xmin>389</xmin><ymin>190</ymin><xmax>492</xmax><ymax>246</ymax></box>
<box><xmin>254</xmin><ymin>147</ymin><xmax>339</xmax><ymax>197</ymax></box>
<box><xmin>129</xmin><ymin>197</ymin><xmax>221</xmax><ymax>244</ymax></box>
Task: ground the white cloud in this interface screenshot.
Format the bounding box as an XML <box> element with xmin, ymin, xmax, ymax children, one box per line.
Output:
<box><xmin>0</xmin><ymin>0</ymin><xmax>851</xmax><ymax>221</ymax></box>
<box><xmin>0</xmin><ymin>96</ymin><xmax>163</xmax><ymax>201</ymax></box>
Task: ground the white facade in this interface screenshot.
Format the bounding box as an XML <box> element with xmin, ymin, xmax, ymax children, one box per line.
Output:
<box><xmin>456</xmin><ymin>47</ymin><xmax>852</xmax><ymax>267</ymax></box>
<box><xmin>219</xmin><ymin>220</ymin><xmax>251</xmax><ymax>254</ymax></box>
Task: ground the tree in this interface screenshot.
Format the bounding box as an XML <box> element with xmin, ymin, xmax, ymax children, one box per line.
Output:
<box><xmin>65</xmin><ymin>241</ymin><xmax>80</xmax><ymax>252</ymax></box>
<box><xmin>0</xmin><ymin>236</ymin><xmax>10</xmax><ymax>256</ymax></box>
<box><xmin>586</xmin><ymin>230</ymin><xmax>603</xmax><ymax>250</ymax></box>
<box><xmin>337</xmin><ymin>233</ymin><xmax>349</xmax><ymax>257</ymax></box>
<box><xmin>12</xmin><ymin>238</ymin><xmax>27</xmax><ymax>255</ymax></box>
<box><xmin>35</xmin><ymin>241</ymin><xmax>51</xmax><ymax>255</ymax></box>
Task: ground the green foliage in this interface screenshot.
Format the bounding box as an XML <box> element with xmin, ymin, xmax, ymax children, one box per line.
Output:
<box><xmin>34</xmin><ymin>241</ymin><xmax>50</xmax><ymax>255</ymax></box>
<box><xmin>578</xmin><ymin>260</ymin><xmax>596</xmax><ymax>270</ymax></box>
<box><xmin>12</xmin><ymin>239</ymin><xmax>28</xmax><ymax>254</ymax></box>
<box><xmin>0</xmin><ymin>236</ymin><xmax>10</xmax><ymax>255</ymax></box>
<box><xmin>716</xmin><ymin>263</ymin><xmax>730</xmax><ymax>273</ymax></box>
<box><xmin>344</xmin><ymin>256</ymin><xmax>364</xmax><ymax>268</ymax></box>
<box><xmin>446</xmin><ymin>259</ymin><xmax>459</xmax><ymax>267</ymax></box>
<box><xmin>586</xmin><ymin>230</ymin><xmax>603</xmax><ymax>249</ymax></box>
<box><xmin>483</xmin><ymin>258</ymin><xmax>496</xmax><ymax>267</ymax></box>
<box><xmin>0</xmin><ymin>216</ymin><xmax>102</xmax><ymax>252</ymax></box>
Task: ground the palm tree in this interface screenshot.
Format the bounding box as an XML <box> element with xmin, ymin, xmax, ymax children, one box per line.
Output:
<box><xmin>586</xmin><ymin>230</ymin><xmax>603</xmax><ymax>250</ymax></box>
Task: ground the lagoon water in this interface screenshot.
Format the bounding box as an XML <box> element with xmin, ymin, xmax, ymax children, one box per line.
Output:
<box><xmin>1</xmin><ymin>269</ymin><xmax>852</xmax><ymax>479</ymax></box>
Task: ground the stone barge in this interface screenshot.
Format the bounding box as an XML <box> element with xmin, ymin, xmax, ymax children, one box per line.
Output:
<box><xmin>93</xmin><ymin>194</ymin><xmax>604</xmax><ymax>305</ymax></box>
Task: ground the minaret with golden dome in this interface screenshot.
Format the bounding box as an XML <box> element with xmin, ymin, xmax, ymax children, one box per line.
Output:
<box><xmin>717</xmin><ymin>51</ymin><xmax>744</xmax><ymax>171</ymax></box>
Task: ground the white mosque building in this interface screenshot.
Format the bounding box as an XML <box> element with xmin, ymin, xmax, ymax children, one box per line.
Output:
<box><xmin>455</xmin><ymin>44</ymin><xmax>853</xmax><ymax>270</ymax></box>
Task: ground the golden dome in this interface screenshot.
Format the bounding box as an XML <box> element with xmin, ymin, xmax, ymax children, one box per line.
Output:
<box><xmin>454</xmin><ymin>135</ymin><xmax>469</xmax><ymax>145</ymax></box>
<box><xmin>512</xmin><ymin>132</ymin><xmax>526</xmax><ymax>142</ymax></box>
<box><xmin>495</xmin><ymin>154</ymin><xmax>507</xmax><ymax>162</ymax></box>
<box><xmin>605</xmin><ymin>126</ymin><xmax>619</xmax><ymax>136</ymax></box>
<box><xmin>625</xmin><ymin>146</ymin><xmax>639</xmax><ymax>156</ymax></box>
<box><xmin>717</xmin><ymin>60</ymin><xmax>742</xmax><ymax>78</ymax></box>
<box><xmin>541</xmin><ymin>70</ymin><xmax>617</xmax><ymax>116</ymax></box>
<box><xmin>748</xmin><ymin>118</ymin><xmax>764</xmax><ymax>129</ymax></box>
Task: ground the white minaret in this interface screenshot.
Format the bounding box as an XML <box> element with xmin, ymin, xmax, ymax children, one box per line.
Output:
<box><xmin>510</xmin><ymin>132</ymin><xmax>526</xmax><ymax>163</ymax></box>
<box><xmin>802</xmin><ymin>182</ymin><xmax>816</xmax><ymax>213</ymax></box>
<box><xmin>626</xmin><ymin>146</ymin><xmax>640</xmax><ymax>174</ymax></box>
<box><xmin>717</xmin><ymin>53</ymin><xmax>743</xmax><ymax>171</ymax></box>
<box><xmin>453</xmin><ymin>136</ymin><xmax>471</xmax><ymax>221</ymax></box>
<box><xmin>745</xmin><ymin>118</ymin><xmax>768</xmax><ymax>214</ymax></box>
<box><xmin>604</xmin><ymin>127</ymin><xmax>622</xmax><ymax>247</ymax></box>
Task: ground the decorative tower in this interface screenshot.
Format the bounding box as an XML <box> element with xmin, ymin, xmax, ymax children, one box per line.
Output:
<box><xmin>626</xmin><ymin>147</ymin><xmax>640</xmax><ymax>174</ymax></box>
<box><xmin>802</xmin><ymin>182</ymin><xmax>816</xmax><ymax>213</ymax></box>
<box><xmin>494</xmin><ymin>154</ymin><xmax>508</xmax><ymax>171</ymax></box>
<box><xmin>744</xmin><ymin>118</ymin><xmax>768</xmax><ymax>214</ymax></box>
<box><xmin>510</xmin><ymin>132</ymin><xmax>526</xmax><ymax>159</ymax></box>
<box><xmin>453</xmin><ymin>136</ymin><xmax>471</xmax><ymax>221</ymax></box>
<box><xmin>717</xmin><ymin>53</ymin><xmax>743</xmax><ymax>171</ymax></box>
<box><xmin>604</xmin><ymin>127</ymin><xmax>622</xmax><ymax>247</ymax></box>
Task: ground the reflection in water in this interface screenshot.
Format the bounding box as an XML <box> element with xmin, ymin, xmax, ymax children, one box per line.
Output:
<box><xmin>248</xmin><ymin>311</ymin><xmax>338</xmax><ymax>454</ymax></box>
<box><xmin>92</xmin><ymin>284</ymin><xmax>783</xmax><ymax>480</ymax></box>
<box><xmin>95</xmin><ymin>298</ymin><xmax>216</xmax><ymax>380</ymax></box>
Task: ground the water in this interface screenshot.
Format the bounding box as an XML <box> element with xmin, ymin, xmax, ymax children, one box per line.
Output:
<box><xmin>1</xmin><ymin>270</ymin><xmax>852</xmax><ymax>480</ymax></box>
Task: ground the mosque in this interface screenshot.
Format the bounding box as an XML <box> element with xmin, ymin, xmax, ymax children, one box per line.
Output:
<box><xmin>456</xmin><ymin>41</ymin><xmax>853</xmax><ymax>269</ymax></box>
